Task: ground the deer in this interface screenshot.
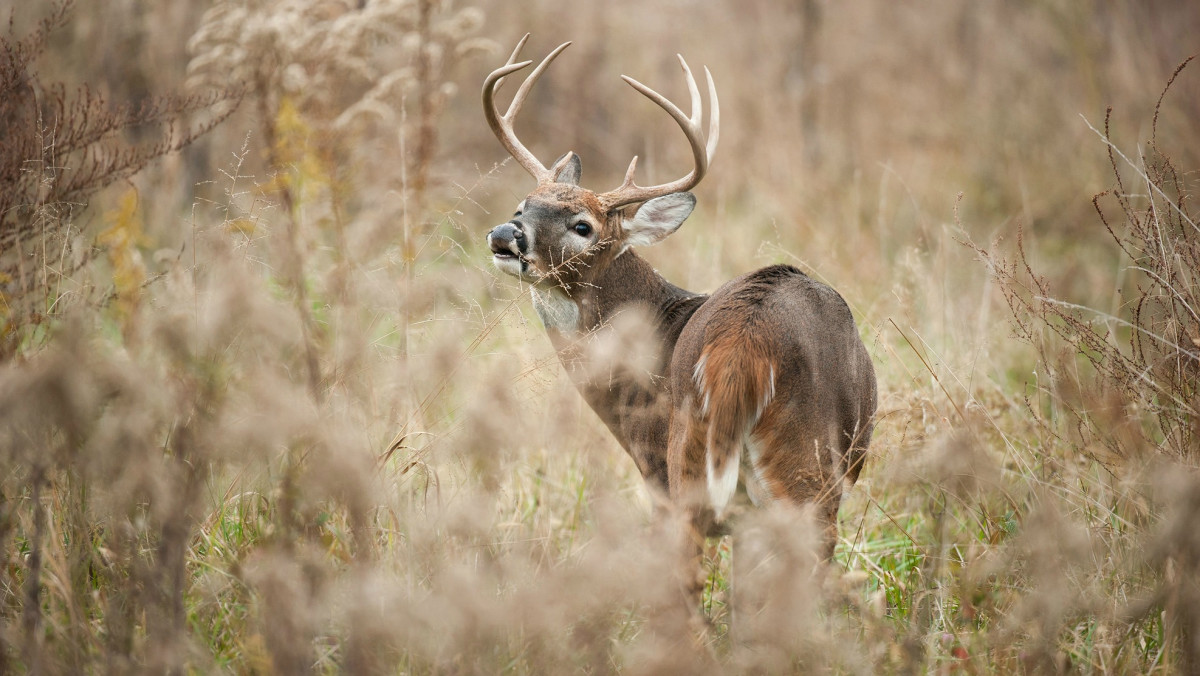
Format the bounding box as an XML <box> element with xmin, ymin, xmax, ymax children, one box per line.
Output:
<box><xmin>483</xmin><ymin>35</ymin><xmax>877</xmax><ymax>622</ymax></box>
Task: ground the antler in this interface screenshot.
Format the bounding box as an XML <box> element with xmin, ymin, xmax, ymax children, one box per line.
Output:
<box><xmin>482</xmin><ymin>34</ymin><xmax>571</xmax><ymax>184</ymax></box>
<box><xmin>599</xmin><ymin>55</ymin><xmax>720</xmax><ymax>210</ymax></box>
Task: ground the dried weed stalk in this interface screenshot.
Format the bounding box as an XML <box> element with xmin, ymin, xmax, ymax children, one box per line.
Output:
<box><xmin>187</xmin><ymin>0</ymin><xmax>493</xmax><ymax>237</ymax></box>
<box><xmin>0</xmin><ymin>1</ymin><xmax>239</xmax><ymax>355</ymax></box>
<box><xmin>970</xmin><ymin>58</ymin><xmax>1198</xmax><ymax>463</ymax></box>
<box><xmin>967</xmin><ymin>57</ymin><xmax>1200</xmax><ymax>671</ymax></box>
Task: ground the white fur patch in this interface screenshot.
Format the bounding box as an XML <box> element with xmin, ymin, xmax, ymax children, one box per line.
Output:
<box><xmin>757</xmin><ymin>364</ymin><xmax>776</xmax><ymax>421</ymax></box>
<box><xmin>706</xmin><ymin>446</ymin><xmax>739</xmax><ymax>521</ymax></box>
<box><xmin>531</xmin><ymin>286</ymin><xmax>580</xmax><ymax>334</ymax></box>
<box><xmin>692</xmin><ymin>353</ymin><xmax>709</xmax><ymax>415</ymax></box>
<box><xmin>492</xmin><ymin>254</ymin><xmax>524</xmax><ymax>277</ymax></box>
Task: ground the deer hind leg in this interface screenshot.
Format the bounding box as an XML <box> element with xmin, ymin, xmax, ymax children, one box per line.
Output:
<box><xmin>666</xmin><ymin>397</ymin><xmax>719</xmax><ymax>638</ymax></box>
<box><xmin>780</xmin><ymin>457</ymin><xmax>844</xmax><ymax>562</ymax></box>
<box><xmin>669</xmin><ymin>334</ymin><xmax>780</xmax><ymax>635</ymax></box>
<box><xmin>744</xmin><ymin>412</ymin><xmax>847</xmax><ymax>561</ymax></box>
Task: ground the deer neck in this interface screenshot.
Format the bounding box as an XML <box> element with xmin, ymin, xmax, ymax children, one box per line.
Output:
<box><xmin>534</xmin><ymin>251</ymin><xmax>706</xmax><ymax>487</ymax></box>
<box><xmin>537</xmin><ymin>250</ymin><xmax>701</xmax><ymax>346</ymax></box>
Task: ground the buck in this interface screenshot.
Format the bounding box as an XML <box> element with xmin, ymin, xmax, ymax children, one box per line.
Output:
<box><xmin>483</xmin><ymin>36</ymin><xmax>877</xmax><ymax>610</ymax></box>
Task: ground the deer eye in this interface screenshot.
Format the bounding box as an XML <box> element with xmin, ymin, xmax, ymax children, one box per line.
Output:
<box><xmin>573</xmin><ymin>222</ymin><xmax>592</xmax><ymax>237</ymax></box>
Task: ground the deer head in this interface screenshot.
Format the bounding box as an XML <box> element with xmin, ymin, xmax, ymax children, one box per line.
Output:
<box><xmin>483</xmin><ymin>35</ymin><xmax>719</xmax><ymax>298</ymax></box>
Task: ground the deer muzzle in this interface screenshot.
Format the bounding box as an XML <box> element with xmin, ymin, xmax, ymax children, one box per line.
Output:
<box><xmin>487</xmin><ymin>222</ymin><xmax>531</xmax><ymax>278</ymax></box>
<box><xmin>488</xmin><ymin>222</ymin><xmax>527</xmax><ymax>256</ymax></box>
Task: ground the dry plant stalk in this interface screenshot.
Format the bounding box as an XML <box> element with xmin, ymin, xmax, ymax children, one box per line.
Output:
<box><xmin>970</xmin><ymin>58</ymin><xmax>1198</xmax><ymax>464</ymax></box>
<box><xmin>0</xmin><ymin>1</ymin><xmax>240</xmax><ymax>357</ymax></box>
<box><xmin>186</xmin><ymin>0</ymin><xmax>493</xmax><ymax>249</ymax></box>
<box><xmin>968</xmin><ymin>57</ymin><xmax>1200</xmax><ymax>671</ymax></box>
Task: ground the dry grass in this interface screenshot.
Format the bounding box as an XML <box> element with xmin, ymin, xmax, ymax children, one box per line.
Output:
<box><xmin>0</xmin><ymin>0</ymin><xmax>1197</xmax><ymax>673</ymax></box>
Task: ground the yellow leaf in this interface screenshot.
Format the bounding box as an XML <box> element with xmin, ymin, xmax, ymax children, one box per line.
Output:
<box><xmin>99</xmin><ymin>188</ymin><xmax>147</xmax><ymax>321</ymax></box>
<box><xmin>225</xmin><ymin>217</ymin><xmax>257</xmax><ymax>236</ymax></box>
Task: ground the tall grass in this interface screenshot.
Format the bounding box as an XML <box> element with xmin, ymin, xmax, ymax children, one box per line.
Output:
<box><xmin>0</xmin><ymin>0</ymin><xmax>1197</xmax><ymax>672</ymax></box>
<box><xmin>0</xmin><ymin>0</ymin><xmax>238</xmax><ymax>358</ymax></box>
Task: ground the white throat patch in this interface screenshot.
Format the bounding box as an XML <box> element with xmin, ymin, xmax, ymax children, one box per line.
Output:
<box><xmin>531</xmin><ymin>286</ymin><xmax>580</xmax><ymax>334</ymax></box>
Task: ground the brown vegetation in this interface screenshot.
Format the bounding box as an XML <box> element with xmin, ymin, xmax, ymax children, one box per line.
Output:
<box><xmin>0</xmin><ymin>1</ymin><xmax>239</xmax><ymax>356</ymax></box>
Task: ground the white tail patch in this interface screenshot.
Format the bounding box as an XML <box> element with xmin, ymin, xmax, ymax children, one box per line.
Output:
<box><xmin>706</xmin><ymin>439</ymin><xmax>740</xmax><ymax>521</ymax></box>
<box><xmin>756</xmin><ymin>364</ymin><xmax>776</xmax><ymax>421</ymax></box>
<box><xmin>692</xmin><ymin>352</ymin><xmax>710</xmax><ymax>415</ymax></box>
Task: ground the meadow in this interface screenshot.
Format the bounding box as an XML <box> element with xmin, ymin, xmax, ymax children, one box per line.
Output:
<box><xmin>1</xmin><ymin>0</ymin><xmax>1197</xmax><ymax>672</ymax></box>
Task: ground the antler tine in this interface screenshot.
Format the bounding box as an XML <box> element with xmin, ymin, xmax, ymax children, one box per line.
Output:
<box><xmin>619</xmin><ymin>71</ymin><xmax>705</xmax><ymax>177</ymax></box>
<box><xmin>620</xmin><ymin>156</ymin><xmax>640</xmax><ymax>189</ymax></box>
<box><xmin>487</xmin><ymin>33</ymin><xmax>532</xmax><ymax>98</ymax></box>
<box><xmin>487</xmin><ymin>33</ymin><xmax>535</xmax><ymax>117</ymax></box>
<box><xmin>680</xmin><ymin>56</ymin><xmax>703</xmax><ymax>129</ymax></box>
<box><xmin>482</xmin><ymin>35</ymin><xmax>572</xmax><ymax>182</ymax></box>
<box><xmin>600</xmin><ymin>55</ymin><xmax>720</xmax><ymax>210</ymax></box>
<box><xmin>703</xmin><ymin>65</ymin><xmax>720</xmax><ymax>162</ymax></box>
<box><xmin>505</xmin><ymin>33</ymin><xmax>531</xmax><ymax>65</ymax></box>
<box><xmin>507</xmin><ymin>40</ymin><xmax>571</xmax><ymax>121</ymax></box>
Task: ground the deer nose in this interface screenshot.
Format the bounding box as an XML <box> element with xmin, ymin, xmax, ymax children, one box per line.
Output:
<box><xmin>488</xmin><ymin>222</ymin><xmax>526</xmax><ymax>256</ymax></box>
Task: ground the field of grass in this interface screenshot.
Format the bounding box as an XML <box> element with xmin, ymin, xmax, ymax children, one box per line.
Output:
<box><xmin>1</xmin><ymin>0</ymin><xmax>1198</xmax><ymax>673</ymax></box>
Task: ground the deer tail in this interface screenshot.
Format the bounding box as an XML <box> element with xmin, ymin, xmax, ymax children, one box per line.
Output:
<box><xmin>692</xmin><ymin>331</ymin><xmax>776</xmax><ymax>520</ymax></box>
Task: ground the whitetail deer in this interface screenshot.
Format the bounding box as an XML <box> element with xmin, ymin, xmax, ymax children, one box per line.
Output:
<box><xmin>483</xmin><ymin>35</ymin><xmax>877</xmax><ymax>612</ymax></box>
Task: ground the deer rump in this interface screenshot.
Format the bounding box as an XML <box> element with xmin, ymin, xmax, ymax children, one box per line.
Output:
<box><xmin>666</xmin><ymin>264</ymin><xmax>876</xmax><ymax>533</ymax></box>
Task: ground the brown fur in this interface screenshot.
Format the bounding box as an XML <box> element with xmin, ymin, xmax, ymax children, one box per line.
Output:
<box><xmin>692</xmin><ymin>280</ymin><xmax>780</xmax><ymax>479</ymax></box>
<box><xmin>666</xmin><ymin>266</ymin><xmax>875</xmax><ymax>544</ymax></box>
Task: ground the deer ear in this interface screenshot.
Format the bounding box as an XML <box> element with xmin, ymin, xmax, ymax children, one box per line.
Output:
<box><xmin>550</xmin><ymin>152</ymin><xmax>582</xmax><ymax>185</ymax></box>
<box><xmin>623</xmin><ymin>193</ymin><xmax>696</xmax><ymax>248</ymax></box>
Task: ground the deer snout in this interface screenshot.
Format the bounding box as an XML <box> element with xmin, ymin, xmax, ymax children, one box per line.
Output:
<box><xmin>488</xmin><ymin>222</ymin><xmax>527</xmax><ymax>258</ymax></box>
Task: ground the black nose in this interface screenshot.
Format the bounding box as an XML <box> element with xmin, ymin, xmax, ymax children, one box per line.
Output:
<box><xmin>488</xmin><ymin>222</ymin><xmax>525</xmax><ymax>256</ymax></box>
